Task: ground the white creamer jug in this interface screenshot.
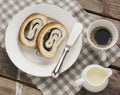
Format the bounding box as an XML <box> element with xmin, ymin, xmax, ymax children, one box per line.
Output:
<box><xmin>74</xmin><ymin>65</ymin><xmax>112</xmax><ymax>92</ymax></box>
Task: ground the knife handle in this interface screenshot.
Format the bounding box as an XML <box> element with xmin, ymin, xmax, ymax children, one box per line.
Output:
<box><xmin>52</xmin><ymin>45</ymin><xmax>70</xmax><ymax>78</ymax></box>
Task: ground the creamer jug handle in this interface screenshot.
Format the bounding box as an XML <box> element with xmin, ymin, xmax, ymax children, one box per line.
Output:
<box><xmin>74</xmin><ymin>78</ymin><xmax>84</xmax><ymax>87</ymax></box>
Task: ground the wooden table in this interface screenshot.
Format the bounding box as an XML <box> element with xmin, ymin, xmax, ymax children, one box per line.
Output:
<box><xmin>0</xmin><ymin>0</ymin><xmax>120</xmax><ymax>95</ymax></box>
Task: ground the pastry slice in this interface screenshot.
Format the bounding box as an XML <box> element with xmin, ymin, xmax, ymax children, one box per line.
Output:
<box><xmin>37</xmin><ymin>22</ymin><xmax>68</xmax><ymax>58</ymax></box>
<box><xmin>19</xmin><ymin>13</ymin><xmax>48</xmax><ymax>48</ymax></box>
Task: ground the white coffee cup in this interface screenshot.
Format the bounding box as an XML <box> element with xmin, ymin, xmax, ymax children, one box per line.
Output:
<box><xmin>87</xmin><ymin>20</ymin><xmax>118</xmax><ymax>61</ymax></box>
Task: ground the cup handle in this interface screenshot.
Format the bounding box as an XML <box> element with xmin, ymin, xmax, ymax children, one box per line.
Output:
<box><xmin>74</xmin><ymin>78</ymin><xmax>84</xmax><ymax>87</ymax></box>
<box><xmin>98</xmin><ymin>51</ymin><xmax>106</xmax><ymax>61</ymax></box>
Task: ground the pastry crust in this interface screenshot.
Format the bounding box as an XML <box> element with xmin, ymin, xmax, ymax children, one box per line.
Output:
<box><xmin>37</xmin><ymin>22</ymin><xmax>68</xmax><ymax>58</ymax></box>
<box><xmin>19</xmin><ymin>13</ymin><xmax>48</xmax><ymax>48</ymax></box>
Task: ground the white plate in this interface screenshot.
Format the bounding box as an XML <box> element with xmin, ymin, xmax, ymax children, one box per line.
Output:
<box><xmin>5</xmin><ymin>4</ymin><xmax>82</xmax><ymax>77</ymax></box>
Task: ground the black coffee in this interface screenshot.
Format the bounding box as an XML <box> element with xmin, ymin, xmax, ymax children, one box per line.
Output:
<box><xmin>90</xmin><ymin>27</ymin><xmax>112</xmax><ymax>47</ymax></box>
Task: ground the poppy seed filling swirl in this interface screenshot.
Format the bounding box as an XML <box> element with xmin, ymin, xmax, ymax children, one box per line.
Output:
<box><xmin>43</xmin><ymin>28</ymin><xmax>62</xmax><ymax>51</ymax></box>
<box><xmin>24</xmin><ymin>18</ymin><xmax>43</xmax><ymax>41</ymax></box>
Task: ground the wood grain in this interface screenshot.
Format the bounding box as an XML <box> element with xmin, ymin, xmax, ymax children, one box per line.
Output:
<box><xmin>0</xmin><ymin>50</ymin><xmax>35</xmax><ymax>86</ymax></box>
<box><xmin>0</xmin><ymin>76</ymin><xmax>42</xmax><ymax>95</ymax></box>
<box><xmin>0</xmin><ymin>50</ymin><xmax>18</xmax><ymax>79</ymax></box>
<box><xmin>76</xmin><ymin>0</ymin><xmax>120</xmax><ymax>21</ymax></box>
<box><xmin>76</xmin><ymin>69</ymin><xmax>120</xmax><ymax>95</ymax></box>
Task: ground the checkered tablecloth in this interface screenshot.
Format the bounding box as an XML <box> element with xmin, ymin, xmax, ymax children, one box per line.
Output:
<box><xmin>1</xmin><ymin>0</ymin><xmax>120</xmax><ymax>95</ymax></box>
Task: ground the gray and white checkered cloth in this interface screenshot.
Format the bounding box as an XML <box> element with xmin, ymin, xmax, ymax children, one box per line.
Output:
<box><xmin>1</xmin><ymin>0</ymin><xmax>120</xmax><ymax>95</ymax></box>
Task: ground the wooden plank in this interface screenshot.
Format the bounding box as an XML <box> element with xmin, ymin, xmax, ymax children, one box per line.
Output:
<box><xmin>110</xmin><ymin>58</ymin><xmax>120</xmax><ymax>69</ymax></box>
<box><xmin>76</xmin><ymin>0</ymin><xmax>120</xmax><ymax>20</ymax></box>
<box><xmin>76</xmin><ymin>69</ymin><xmax>120</xmax><ymax>95</ymax></box>
<box><xmin>0</xmin><ymin>50</ymin><xmax>18</xmax><ymax>79</ymax></box>
<box><xmin>0</xmin><ymin>76</ymin><xmax>43</xmax><ymax>95</ymax></box>
<box><xmin>0</xmin><ymin>50</ymin><xmax>38</xmax><ymax>90</ymax></box>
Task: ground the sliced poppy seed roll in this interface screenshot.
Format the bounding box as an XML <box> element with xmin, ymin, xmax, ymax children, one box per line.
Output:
<box><xmin>19</xmin><ymin>13</ymin><xmax>48</xmax><ymax>48</ymax></box>
<box><xmin>37</xmin><ymin>22</ymin><xmax>68</xmax><ymax>58</ymax></box>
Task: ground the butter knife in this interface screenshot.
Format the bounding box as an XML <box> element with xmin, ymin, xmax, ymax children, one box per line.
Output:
<box><xmin>52</xmin><ymin>22</ymin><xmax>83</xmax><ymax>78</ymax></box>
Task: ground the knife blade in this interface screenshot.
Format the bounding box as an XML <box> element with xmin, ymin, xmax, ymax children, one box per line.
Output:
<box><xmin>52</xmin><ymin>22</ymin><xmax>83</xmax><ymax>78</ymax></box>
